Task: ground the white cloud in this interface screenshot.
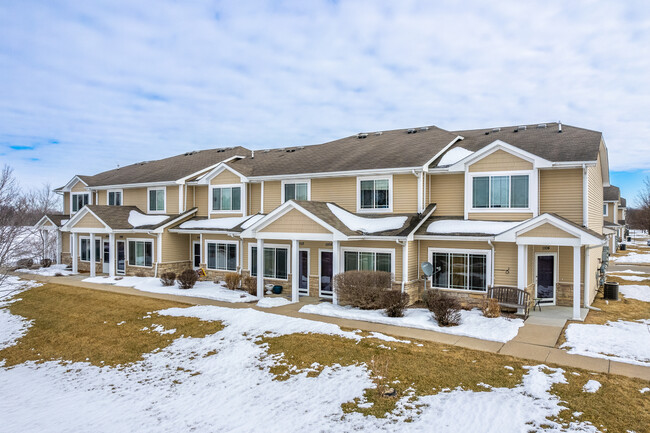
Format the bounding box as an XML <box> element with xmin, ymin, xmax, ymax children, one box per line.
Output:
<box><xmin>1</xmin><ymin>0</ymin><xmax>649</xmax><ymax>192</ymax></box>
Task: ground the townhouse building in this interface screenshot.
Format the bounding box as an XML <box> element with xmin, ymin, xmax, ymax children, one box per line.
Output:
<box><xmin>36</xmin><ymin>122</ymin><xmax>614</xmax><ymax>320</ymax></box>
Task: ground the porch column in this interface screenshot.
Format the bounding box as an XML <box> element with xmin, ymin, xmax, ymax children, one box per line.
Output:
<box><xmin>89</xmin><ymin>233</ymin><xmax>96</xmax><ymax>277</ymax></box>
<box><xmin>291</xmin><ymin>239</ymin><xmax>299</xmax><ymax>303</ymax></box>
<box><xmin>71</xmin><ymin>233</ymin><xmax>78</xmax><ymax>273</ymax></box>
<box><xmin>517</xmin><ymin>244</ymin><xmax>526</xmax><ymax>290</ymax></box>
<box><xmin>108</xmin><ymin>233</ymin><xmax>115</xmax><ymax>277</ymax></box>
<box><xmin>583</xmin><ymin>247</ymin><xmax>590</xmax><ymax>307</ymax></box>
<box><xmin>56</xmin><ymin>230</ymin><xmax>62</xmax><ymax>264</ymax></box>
<box><xmin>332</xmin><ymin>240</ymin><xmax>340</xmax><ymax>305</ymax></box>
<box><xmin>401</xmin><ymin>241</ymin><xmax>408</xmax><ymax>292</ymax></box>
<box><xmin>256</xmin><ymin>238</ymin><xmax>264</xmax><ymax>298</ymax></box>
<box><xmin>572</xmin><ymin>245</ymin><xmax>582</xmax><ymax>320</ymax></box>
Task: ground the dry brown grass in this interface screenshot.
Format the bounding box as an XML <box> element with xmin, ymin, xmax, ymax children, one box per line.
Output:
<box><xmin>0</xmin><ymin>283</ymin><xmax>223</xmax><ymax>367</ymax></box>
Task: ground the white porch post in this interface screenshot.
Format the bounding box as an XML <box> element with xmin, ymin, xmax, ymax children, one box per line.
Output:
<box><xmin>332</xmin><ymin>240</ymin><xmax>340</xmax><ymax>305</ymax></box>
<box><xmin>56</xmin><ymin>230</ymin><xmax>62</xmax><ymax>264</ymax></box>
<box><xmin>517</xmin><ymin>244</ymin><xmax>526</xmax><ymax>290</ymax></box>
<box><xmin>256</xmin><ymin>238</ymin><xmax>264</xmax><ymax>298</ymax></box>
<box><xmin>572</xmin><ymin>245</ymin><xmax>582</xmax><ymax>320</ymax></box>
<box><xmin>89</xmin><ymin>233</ymin><xmax>96</xmax><ymax>277</ymax></box>
<box><xmin>291</xmin><ymin>239</ymin><xmax>299</xmax><ymax>303</ymax></box>
<box><xmin>71</xmin><ymin>233</ymin><xmax>78</xmax><ymax>273</ymax></box>
<box><xmin>108</xmin><ymin>233</ymin><xmax>116</xmax><ymax>277</ymax></box>
<box><xmin>242</xmin><ymin>182</ymin><xmax>248</xmax><ymax>217</ymax></box>
<box><xmin>583</xmin><ymin>247</ymin><xmax>590</xmax><ymax>307</ymax></box>
<box><xmin>416</xmin><ymin>172</ymin><xmax>423</xmax><ymax>213</ymax></box>
<box><xmin>401</xmin><ymin>242</ymin><xmax>408</xmax><ymax>292</ymax></box>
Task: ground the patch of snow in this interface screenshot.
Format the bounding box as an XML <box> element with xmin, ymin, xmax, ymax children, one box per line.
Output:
<box><xmin>437</xmin><ymin>147</ymin><xmax>474</xmax><ymax>166</ymax></box>
<box><xmin>640</xmin><ymin>387</ymin><xmax>650</xmax><ymax>394</ymax></box>
<box><xmin>16</xmin><ymin>264</ymin><xmax>75</xmax><ymax>277</ymax></box>
<box><xmin>609</xmin><ymin>270</ymin><xmax>646</xmax><ymax>275</ymax></box>
<box><xmin>618</xmin><ymin>285</ymin><xmax>650</xmax><ymax>302</ymax></box>
<box><xmin>299</xmin><ymin>304</ymin><xmax>524</xmax><ymax>343</ymax></box>
<box><xmin>150</xmin><ymin>324</ymin><xmax>176</xmax><ymax>335</ymax></box>
<box><xmin>609</xmin><ymin>274</ymin><xmax>650</xmax><ymax>282</ymax></box>
<box><xmin>504</xmin><ymin>366</ymin><xmax>514</xmax><ymax>371</ymax></box>
<box><xmin>256</xmin><ymin>297</ymin><xmax>293</xmax><ymax>308</ymax></box>
<box><xmin>326</xmin><ymin>203</ymin><xmax>407</xmax><ymax>233</ymax></box>
<box><xmin>610</xmin><ymin>252</ymin><xmax>650</xmax><ymax>264</ymax></box>
<box><xmin>0</xmin><ymin>276</ymin><xmax>41</xmax><ymax>350</ymax></box>
<box><xmin>179</xmin><ymin>214</ymin><xmax>264</xmax><ymax>230</ymax></box>
<box><xmin>83</xmin><ymin>276</ymin><xmax>259</xmax><ymax>303</ymax></box>
<box><xmin>128</xmin><ymin>211</ymin><xmax>168</xmax><ymax>228</ymax></box>
<box><xmin>426</xmin><ymin>219</ymin><xmax>521</xmax><ymax>235</ymax></box>
<box><xmin>573</xmin><ymin>411</ymin><xmax>583</xmax><ymax>417</ymax></box>
<box><xmin>562</xmin><ymin>320</ymin><xmax>650</xmax><ymax>366</ymax></box>
<box><xmin>582</xmin><ymin>380</ymin><xmax>601</xmax><ymax>393</ymax></box>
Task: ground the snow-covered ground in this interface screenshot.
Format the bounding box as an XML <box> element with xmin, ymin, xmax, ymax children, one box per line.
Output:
<box><xmin>299</xmin><ymin>303</ymin><xmax>524</xmax><ymax>343</ymax></box>
<box><xmin>610</xmin><ymin>252</ymin><xmax>650</xmax><ymax>264</ymax></box>
<box><xmin>256</xmin><ymin>297</ymin><xmax>293</xmax><ymax>308</ymax></box>
<box><xmin>0</xmin><ymin>302</ymin><xmax>599</xmax><ymax>432</ymax></box>
<box><xmin>562</xmin><ymin>320</ymin><xmax>650</xmax><ymax>366</ymax></box>
<box><xmin>618</xmin><ymin>284</ymin><xmax>650</xmax><ymax>302</ymax></box>
<box><xmin>16</xmin><ymin>263</ymin><xmax>75</xmax><ymax>277</ymax></box>
<box><xmin>0</xmin><ymin>276</ymin><xmax>41</xmax><ymax>350</ymax></box>
<box><xmin>82</xmin><ymin>276</ymin><xmax>259</xmax><ymax>303</ymax></box>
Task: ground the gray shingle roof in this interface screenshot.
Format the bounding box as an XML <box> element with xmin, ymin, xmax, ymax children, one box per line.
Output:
<box><xmin>604</xmin><ymin>185</ymin><xmax>620</xmax><ymax>202</ymax></box>
<box><xmin>83</xmin><ymin>205</ymin><xmax>195</xmax><ymax>230</ymax></box>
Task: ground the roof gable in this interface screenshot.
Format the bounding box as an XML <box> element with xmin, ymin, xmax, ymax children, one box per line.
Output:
<box><xmin>446</xmin><ymin>140</ymin><xmax>552</xmax><ymax>172</ymax></box>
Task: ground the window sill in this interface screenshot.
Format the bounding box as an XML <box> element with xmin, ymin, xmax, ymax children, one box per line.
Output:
<box><xmin>430</xmin><ymin>286</ymin><xmax>488</xmax><ymax>294</ymax></box>
<box><xmin>128</xmin><ymin>264</ymin><xmax>154</xmax><ymax>268</ymax></box>
<box><xmin>147</xmin><ymin>210</ymin><xmax>166</xmax><ymax>214</ymax></box>
<box><xmin>356</xmin><ymin>208</ymin><xmax>393</xmax><ymax>214</ymax></box>
<box><xmin>469</xmin><ymin>208</ymin><xmax>532</xmax><ymax>213</ymax></box>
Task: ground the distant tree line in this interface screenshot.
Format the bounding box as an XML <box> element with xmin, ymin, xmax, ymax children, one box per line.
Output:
<box><xmin>626</xmin><ymin>177</ymin><xmax>650</xmax><ymax>234</ymax></box>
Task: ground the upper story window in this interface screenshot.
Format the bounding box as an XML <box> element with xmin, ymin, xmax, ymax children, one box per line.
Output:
<box><xmin>148</xmin><ymin>188</ymin><xmax>166</xmax><ymax>213</ymax></box>
<box><xmin>282</xmin><ymin>181</ymin><xmax>309</xmax><ymax>202</ymax></box>
<box><xmin>472</xmin><ymin>175</ymin><xmax>529</xmax><ymax>209</ymax></box>
<box><xmin>358</xmin><ymin>176</ymin><xmax>391</xmax><ymax>211</ymax></box>
<box><xmin>212</xmin><ymin>186</ymin><xmax>241</xmax><ymax>212</ymax></box>
<box><xmin>107</xmin><ymin>190</ymin><xmax>122</xmax><ymax>206</ymax></box>
<box><xmin>603</xmin><ymin>204</ymin><xmax>608</xmax><ymax>216</ymax></box>
<box><xmin>71</xmin><ymin>193</ymin><xmax>89</xmax><ymax>213</ymax></box>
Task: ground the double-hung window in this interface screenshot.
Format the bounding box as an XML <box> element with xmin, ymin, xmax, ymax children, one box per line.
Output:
<box><xmin>250</xmin><ymin>246</ymin><xmax>288</xmax><ymax>279</ymax></box>
<box><xmin>71</xmin><ymin>193</ymin><xmax>89</xmax><ymax>213</ymax></box>
<box><xmin>108</xmin><ymin>190</ymin><xmax>122</xmax><ymax>206</ymax></box>
<box><xmin>603</xmin><ymin>204</ymin><xmax>608</xmax><ymax>216</ymax></box>
<box><xmin>430</xmin><ymin>250</ymin><xmax>488</xmax><ymax>292</ymax></box>
<box><xmin>128</xmin><ymin>240</ymin><xmax>153</xmax><ymax>267</ymax></box>
<box><xmin>212</xmin><ymin>186</ymin><xmax>241</xmax><ymax>212</ymax></box>
<box><xmin>359</xmin><ymin>178</ymin><xmax>390</xmax><ymax>210</ymax></box>
<box><xmin>148</xmin><ymin>188</ymin><xmax>165</xmax><ymax>213</ymax></box>
<box><xmin>472</xmin><ymin>175</ymin><xmax>529</xmax><ymax>209</ymax></box>
<box><xmin>343</xmin><ymin>251</ymin><xmax>392</xmax><ymax>273</ymax></box>
<box><xmin>283</xmin><ymin>182</ymin><xmax>309</xmax><ymax>202</ymax></box>
<box><xmin>206</xmin><ymin>242</ymin><xmax>237</xmax><ymax>271</ymax></box>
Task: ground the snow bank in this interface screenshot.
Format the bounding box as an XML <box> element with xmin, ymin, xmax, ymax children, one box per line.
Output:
<box><xmin>256</xmin><ymin>297</ymin><xmax>293</xmax><ymax>308</ymax></box>
<box><xmin>299</xmin><ymin>304</ymin><xmax>524</xmax><ymax>343</ymax></box>
<box><xmin>426</xmin><ymin>219</ymin><xmax>520</xmax><ymax>235</ymax></box>
<box><xmin>0</xmin><ymin>276</ymin><xmax>41</xmax><ymax>350</ymax></box>
<box><xmin>562</xmin><ymin>320</ymin><xmax>650</xmax><ymax>366</ymax></box>
<box><xmin>618</xmin><ymin>284</ymin><xmax>650</xmax><ymax>302</ymax></box>
<box><xmin>179</xmin><ymin>214</ymin><xmax>264</xmax><ymax>230</ymax></box>
<box><xmin>128</xmin><ymin>211</ymin><xmax>168</xmax><ymax>228</ymax></box>
<box><xmin>16</xmin><ymin>264</ymin><xmax>75</xmax><ymax>277</ymax></box>
<box><xmin>437</xmin><ymin>147</ymin><xmax>474</xmax><ymax>166</ymax></box>
<box><xmin>82</xmin><ymin>276</ymin><xmax>258</xmax><ymax>303</ymax></box>
<box><xmin>327</xmin><ymin>204</ymin><xmax>406</xmax><ymax>233</ymax></box>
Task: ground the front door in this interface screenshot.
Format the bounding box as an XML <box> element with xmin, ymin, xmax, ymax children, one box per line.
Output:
<box><xmin>298</xmin><ymin>250</ymin><xmax>309</xmax><ymax>296</ymax></box>
<box><xmin>319</xmin><ymin>250</ymin><xmax>333</xmax><ymax>298</ymax></box>
<box><xmin>193</xmin><ymin>241</ymin><xmax>201</xmax><ymax>269</ymax></box>
<box><xmin>116</xmin><ymin>241</ymin><xmax>126</xmax><ymax>275</ymax></box>
<box><xmin>103</xmin><ymin>241</ymin><xmax>110</xmax><ymax>274</ymax></box>
<box><xmin>536</xmin><ymin>254</ymin><xmax>556</xmax><ymax>304</ymax></box>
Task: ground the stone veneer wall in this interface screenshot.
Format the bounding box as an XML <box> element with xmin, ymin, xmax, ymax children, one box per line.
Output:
<box><xmin>556</xmin><ymin>282</ymin><xmax>584</xmax><ymax>307</ymax></box>
<box><xmin>158</xmin><ymin>261</ymin><xmax>193</xmax><ymax>275</ymax></box>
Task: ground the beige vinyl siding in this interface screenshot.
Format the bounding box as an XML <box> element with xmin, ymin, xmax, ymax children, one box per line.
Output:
<box><xmin>587</xmin><ymin>246</ymin><xmax>602</xmax><ymax>303</ymax></box>
<box><xmin>393</xmin><ymin>174</ymin><xmax>418</xmax><ymax>213</ymax></box>
<box><xmin>97</xmin><ymin>190</ymin><xmax>107</xmax><ymax>205</ymax></box>
<box><xmin>249</xmin><ymin>183</ymin><xmax>261</xmax><ymax>214</ymax></box>
<box><xmin>210</xmin><ymin>170</ymin><xmax>241</xmax><ymax>185</ymax></box>
<box><xmin>519</xmin><ymin>223</ymin><xmax>577</xmax><ymax>238</ymax></box>
<box><xmin>62</xmin><ymin>233</ymin><xmax>70</xmax><ymax>253</ymax></box>
<box><xmin>42</xmin><ymin>220</ymin><xmax>54</xmax><ymax>228</ymax></box>
<box><xmin>467</xmin><ymin>212</ymin><xmax>533</xmax><ymax>221</ymax></box>
<box><xmin>195</xmin><ymin>186</ymin><xmax>209</xmax><ymax>217</ymax></box>
<box><xmin>587</xmin><ymin>150</ymin><xmax>604</xmax><ymax>233</ymax></box>
<box><xmin>74</xmin><ymin>212</ymin><xmax>104</xmax><ymax>228</ymax></box>
<box><xmin>311</xmin><ymin>177</ymin><xmax>356</xmax><ymax>212</ymax></box>
<box><xmin>428</xmin><ymin>174</ymin><xmax>464</xmax><ymax>216</ymax></box>
<box><xmin>604</xmin><ymin>202</ymin><xmax>615</xmax><ymax>223</ymax></box>
<box><xmin>263</xmin><ymin>181</ymin><xmax>282</xmax><ymax>213</ymax></box>
<box><xmin>539</xmin><ymin>168</ymin><xmax>583</xmax><ymax>225</ymax></box>
<box><xmin>468</xmin><ymin>150</ymin><xmax>533</xmax><ymax>172</ymax></box>
<box><xmin>341</xmin><ymin>240</ymin><xmax>402</xmax><ymax>282</ymax></box>
<box><xmin>407</xmin><ymin>240</ymin><xmax>418</xmax><ymax>281</ymax></box>
<box><xmin>260</xmin><ymin>209</ymin><xmax>331</xmax><ymax>234</ymax></box>
<box><xmin>63</xmin><ymin>192</ymin><xmax>70</xmax><ymax>214</ymax></box>
<box><xmin>493</xmin><ymin>242</ymin><xmax>518</xmax><ymax>287</ymax></box>
<box><xmin>185</xmin><ymin>185</ymin><xmax>196</xmax><ymax>212</ymax></box>
<box><xmin>166</xmin><ymin>186</ymin><xmax>179</xmax><ymax>214</ymax></box>
<box><xmin>71</xmin><ymin>181</ymin><xmax>86</xmax><ymax>192</ymax></box>
<box><xmin>123</xmin><ymin>187</ymin><xmax>148</xmax><ymax>211</ymax></box>
<box><xmin>161</xmin><ymin>231</ymin><xmax>190</xmax><ymax>263</ymax></box>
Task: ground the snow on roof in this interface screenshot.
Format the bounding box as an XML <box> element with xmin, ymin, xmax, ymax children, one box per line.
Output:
<box><xmin>426</xmin><ymin>219</ymin><xmax>521</xmax><ymax>235</ymax></box>
<box><xmin>327</xmin><ymin>203</ymin><xmax>407</xmax><ymax>233</ymax></box>
<box><xmin>179</xmin><ymin>214</ymin><xmax>264</xmax><ymax>230</ymax></box>
<box><xmin>128</xmin><ymin>211</ymin><xmax>168</xmax><ymax>228</ymax></box>
<box><xmin>437</xmin><ymin>147</ymin><xmax>474</xmax><ymax>166</ymax></box>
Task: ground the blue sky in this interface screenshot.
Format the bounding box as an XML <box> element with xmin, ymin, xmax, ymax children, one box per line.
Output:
<box><xmin>1</xmin><ymin>0</ymin><xmax>649</xmax><ymax>203</ymax></box>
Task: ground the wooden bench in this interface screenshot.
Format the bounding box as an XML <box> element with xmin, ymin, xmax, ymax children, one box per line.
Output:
<box><xmin>487</xmin><ymin>286</ymin><xmax>531</xmax><ymax>319</ymax></box>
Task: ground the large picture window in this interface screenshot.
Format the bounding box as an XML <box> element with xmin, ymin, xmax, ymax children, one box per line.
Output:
<box><xmin>431</xmin><ymin>250</ymin><xmax>488</xmax><ymax>292</ymax></box>
<box><xmin>472</xmin><ymin>175</ymin><xmax>529</xmax><ymax>209</ymax></box>
<box><xmin>343</xmin><ymin>251</ymin><xmax>392</xmax><ymax>273</ymax></box>
<box><xmin>283</xmin><ymin>182</ymin><xmax>308</xmax><ymax>202</ymax></box>
<box><xmin>212</xmin><ymin>186</ymin><xmax>241</xmax><ymax>211</ymax></box>
<box><xmin>206</xmin><ymin>242</ymin><xmax>237</xmax><ymax>271</ymax></box>
<box><xmin>128</xmin><ymin>240</ymin><xmax>153</xmax><ymax>267</ymax></box>
<box><xmin>359</xmin><ymin>178</ymin><xmax>390</xmax><ymax>210</ymax></box>
<box><xmin>71</xmin><ymin>193</ymin><xmax>89</xmax><ymax>213</ymax></box>
<box><xmin>148</xmin><ymin>188</ymin><xmax>165</xmax><ymax>213</ymax></box>
<box><xmin>251</xmin><ymin>246</ymin><xmax>288</xmax><ymax>279</ymax></box>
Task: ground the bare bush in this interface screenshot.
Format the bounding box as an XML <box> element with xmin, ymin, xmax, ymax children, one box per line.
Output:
<box><xmin>224</xmin><ymin>272</ymin><xmax>242</xmax><ymax>290</ymax></box>
<box><xmin>334</xmin><ymin>270</ymin><xmax>392</xmax><ymax>309</ymax></box>
<box><xmin>160</xmin><ymin>272</ymin><xmax>176</xmax><ymax>286</ymax></box>
<box><xmin>243</xmin><ymin>276</ymin><xmax>257</xmax><ymax>295</ymax></box>
<box><xmin>177</xmin><ymin>269</ymin><xmax>198</xmax><ymax>290</ymax></box>
<box><xmin>482</xmin><ymin>297</ymin><xmax>501</xmax><ymax>318</ymax></box>
<box><xmin>423</xmin><ymin>289</ymin><xmax>461</xmax><ymax>327</ymax></box>
<box><xmin>383</xmin><ymin>290</ymin><xmax>410</xmax><ymax>317</ymax></box>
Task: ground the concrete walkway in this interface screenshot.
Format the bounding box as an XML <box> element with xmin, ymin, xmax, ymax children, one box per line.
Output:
<box><xmin>13</xmin><ymin>272</ymin><xmax>650</xmax><ymax>381</ymax></box>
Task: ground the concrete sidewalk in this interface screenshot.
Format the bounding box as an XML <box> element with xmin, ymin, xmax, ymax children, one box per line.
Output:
<box><xmin>13</xmin><ymin>272</ymin><xmax>650</xmax><ymax>381</ymax></box>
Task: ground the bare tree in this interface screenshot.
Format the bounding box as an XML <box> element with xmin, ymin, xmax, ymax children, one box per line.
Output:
<box><xmin>634</xmin><ymin>176</ymin><xmax>650</xmax><ymax>234</ymax></box>
<box><xmin>0</xmin><ymin>165</ymin><xmax>32</xmax><ymax>284</ymax></box>
<box><xmin>23</xmin><ymin>182</ymin><xmax>60</xmax><ymax>263</ymax></box>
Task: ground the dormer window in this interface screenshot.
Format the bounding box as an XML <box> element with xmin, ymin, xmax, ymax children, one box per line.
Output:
<box><xmin>71</xmin><ymin>193</ymin><xmax>89</xmax><ymax>213</ymax></box>
<box><xmin>472</xmin><ymin>175</ymin><xmax>529</xmax><ymax>209</ymax></box>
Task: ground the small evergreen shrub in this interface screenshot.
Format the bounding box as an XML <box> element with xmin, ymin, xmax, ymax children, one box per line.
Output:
<box><xmin>383</xmin><ymin>290</ymin><xmax>410</xmax><ymax>317</ymax></box>
<box><xmin>160</xmin><ymin>272</ymin><xmax>176</xmax><ymax>287</ymax></box>
<box><xmin>224</xmin><ymin>272</ymin><xmax>242</xmax><ymax>290</ymax></box>
<box><xmin>334</xmin><ymin>270</ymin><xmax>392</xmax><ymax>309</ymax></box>
<box><xmin>243</xmin><ymin>276</ymin><xmax>257</xmax><ymax>295</ymax></box>
<box><xmin>482</xmin><ymin>297</ymin><xmax>501</xmax><ymax>318</ymax></box>
<box><xmin>177</xmin><ymin>269</ymin><xmax>198</xmax><ymax>290</ymax></box>
<box><xmin>423</xmin><ymin>289</ymin><xmax>461</xmax><ymax>327</ymax></box>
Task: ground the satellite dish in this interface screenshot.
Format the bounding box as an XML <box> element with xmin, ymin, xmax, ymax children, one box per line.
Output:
<box><xmin>421</xmin><ymin>261</ymin><xmax>433</xmax><ymax>277</ymax></box>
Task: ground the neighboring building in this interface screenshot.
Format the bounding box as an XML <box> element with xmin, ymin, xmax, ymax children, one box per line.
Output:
<box><xmin>603</xmin><ymin>185</ymin><xmax>627</xmax><ymax>250</ymax></box>
<box><xmin>36</xmin><ymin>122</ymin><xmax>611</xmax><ymax>320</ymax></box>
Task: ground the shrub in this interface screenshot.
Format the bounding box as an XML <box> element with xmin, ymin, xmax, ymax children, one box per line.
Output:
<box><xmin>16</xmin><ymin>258</ymin><xmax>33</xmax><ymax>269</ymax></box>
<box><xmin>482</xmin><ymin>297</ymin><xmax>501</xmax><ymax>318</ymax></box>
<box><xmin>177</xmin><ymin>269</ymin><xmax>198</xmax><ymax>290</ymax></box>
<box><xmin>334</xmin><ymin>270</ymin><xmax>392</xmax><ymax>309</ymax></box>
<box><xmin>383</xmin><ymin>290</ymin><xmax>410</xmax><ymax>318</ymax></box>
<box><xmin>160</xmin><ymin>272</ymin><xmax>176</xmax><ymax>287</ymax></box>
<box><xmin>422</xmin><ymin>289</ymin><xmax>461</xmax><ymax>327</ymax></box>
<box><xmin>40</xmin><ymin>258</ymin><xmax>52</xmax><ymax>268</ymax></box>
<box><xmin>224</xmin><ymin>272</ymin><xmax>242</xmax><ymax>290</ymax></box>
<box><xmin>243</xmin><ymin>276</ymin><xmax>257</xmax><ymax>295</ymax></box>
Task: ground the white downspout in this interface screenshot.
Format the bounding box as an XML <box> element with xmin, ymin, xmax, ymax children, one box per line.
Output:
<box><xmin>397</xmin><ymin>239</ymin><xmax>407</xmax><ymax>292</ymax></box>
<box><xmin>488</xmin><ymin>239</ymin><xmax>495</xmax><ymax>287</ymax></box>
<box><xmin>582</xmin><ymin>164</ymin><xmax>589</xmax><ymax>227</ymax></box>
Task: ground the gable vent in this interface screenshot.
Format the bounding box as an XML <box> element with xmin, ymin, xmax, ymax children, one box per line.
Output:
<box><xmin>407</xmin><ymin>128</ymin><xmax>417</xmax><ymax>134</ymax></box>
<box><xmin>357</xmin><ymin>133</ymin><xmax>369</xmax><ymax>139</ymax></box>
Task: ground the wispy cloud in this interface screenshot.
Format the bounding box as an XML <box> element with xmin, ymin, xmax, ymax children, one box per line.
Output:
<box><xmin>1</xmin><ymin>0</ymin><xmax>649</xmax><ymax>199</ymax></box>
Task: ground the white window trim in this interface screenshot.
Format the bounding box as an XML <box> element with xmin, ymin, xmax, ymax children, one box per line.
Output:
<box><xmin>126</xmin><ymin>238</ymin><xmax>155</xmax><ymax>268</ymax></box>
<box><xmin>106</xmin><ymin>189</ymin><xmax>124</xmax><ymax>206</ymax></box>
<box><xmin>534</xmin><ymin>252</ymin><xmax>558</xmax><ymax>305</ymax></box>
<box><xmin>318</xmin><ymin>248</ymin><xmax>333</xmax><ymax>298</ymax></box>
<box><xmin>465</xmin><ymin>170</ymin><xmax>536</xmax><ymax>217</ymax></box>
<box><xmin>204</xmin><ymin>239</ymin><xmax>239</xmax><ymax>271</ymax></box>
<box><xmin>209</xmin><ymin>183</ymin><xmax>244</xmax><ymax>215</ymax></box>
<box><xmin>281</xmin><ymin>179</ymin><xmax>311</xmax><ymax>203</ymax></box>
<box><xmin>147</xmin><ymin>187</ymin><xmax>166</xmax><ymax>214</ymax></box>
<box><xmin>70</xmin><ymin>192</ymin><xmax>91</xmax><ymax>214</ymax></box>
<box><xmin>356</xmin><ymin>175</ymin><xmax>393</xmax><ymax>213</ymax></box>
<box><xmin>340</xmin><ymin>246</ymin><xmax>396</xmax><ymax>277</ymax></box>
<box><xmin>603</xmin><ymin>203</ymin><xmax>608</xmax><ymax>216</ymax></box>
<box><xmin>79</xmin><ymin>236</ymin><xmax>90</xmax><ymax>262</ymax></box>
<box><xmin>248</xmin><ymin>242</ymin><xmax>290</xmax><ymax>281</ymax></box>
<box><xmin>427</xmin><ymin>247</ymin><xmax>492</xmax><ymax>293</ymax></box>
<box><xmin>78</xmin><ymin>236</ymin><xmax>103</xmax><ymax>262</ymax></box>
<box><xmin>191</xmin><ymin>240</ymin><xmax>201</xmax><ymax>269</ymax></box>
